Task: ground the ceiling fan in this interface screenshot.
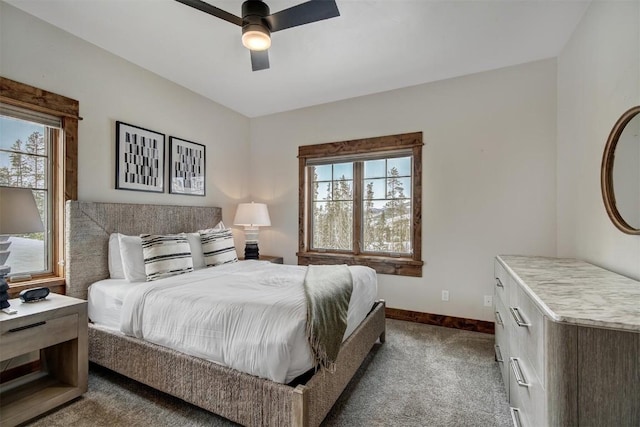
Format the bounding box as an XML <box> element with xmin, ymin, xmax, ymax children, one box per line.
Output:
<box><xmin>174</xmin><ymin>0</ymin><xmax>340</xmax><ymax>71</ymax></box>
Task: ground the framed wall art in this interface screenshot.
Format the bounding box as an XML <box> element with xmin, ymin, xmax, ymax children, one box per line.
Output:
<box><xmin>116</xmin><ymin>121</ymin><xmax>165</xmax><ymax>193</ymax></box>
<box><xmin>169</xmin><ymin>136</ymin><xmax>206</xmax><ymax>196</ymax></box>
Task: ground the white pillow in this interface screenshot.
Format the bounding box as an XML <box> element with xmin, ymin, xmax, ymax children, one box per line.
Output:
<box><xmin>198</xmin><ymin>221</ymin><xmax>226</xmax><ymax>234</ymax></box>
<box><xmin>141</xmin><ymin>234</ymin><xmax>193</xmax><ymax>281</ymax></box>
<box><xmin>186</xmin><ymin>221</ymin><xmax>225</xmax><ymax>269</ymax></box>
<box><xmin>108</xmin><ymin>233</ymin><xmax>125</xmax><ymax>279</ymax></box>
<box><xmin>118</xmin><ymin>234</ymin><xmax>146</xmax><ymax>282</ymax></box>
<box><xmin>186</xmin><ymin>233</ymin><xmax>206</xmax><ymax>269</ymax></box>
<box><xmin>200</xmin><ymin>228</ymin><xmax>238</xmax><ymax>267</ymax></box>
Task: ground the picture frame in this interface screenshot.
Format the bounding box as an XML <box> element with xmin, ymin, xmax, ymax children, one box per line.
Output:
<box><xmin>116</xmin><ymin>121</ymin><xmax>165</xmax><ymax>193</ymax></box>
<box><xmin>169</xmin><ymin>136</ymin><xmax>206</xmax><ymax>196</ymax></box>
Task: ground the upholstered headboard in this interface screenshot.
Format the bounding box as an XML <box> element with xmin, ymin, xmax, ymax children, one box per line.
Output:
<box><xmin>65</xmin><ymin>201</ymin><xmax>222</xmax><ymax>300</ymax></box>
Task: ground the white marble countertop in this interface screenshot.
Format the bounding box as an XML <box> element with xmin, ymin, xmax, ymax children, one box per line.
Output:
<box><xmin>497</xmin><ymin>255</ymin><xmax>640</xmax><ymax>332</ymax></box>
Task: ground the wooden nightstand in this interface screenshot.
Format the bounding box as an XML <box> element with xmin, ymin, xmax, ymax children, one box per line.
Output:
<box><xmin>0</xmin><ymin>293</ymin><xmax>88</xmax><ymax>427</ymax></box>
<box><xmin>241</xmin><ymin>255</ymin><xmax>284</xmax><ymax>264</ymax></box>
<box><xmin>260</xmin><ymin>255</ymin><xmax>283</xmax><ymax>264</ymax></box>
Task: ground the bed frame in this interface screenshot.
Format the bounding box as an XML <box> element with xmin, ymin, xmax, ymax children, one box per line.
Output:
<box><xmin>65</xmin><ymin>201</ymin><xmax>386</xmax><ymax>427</ymax></box>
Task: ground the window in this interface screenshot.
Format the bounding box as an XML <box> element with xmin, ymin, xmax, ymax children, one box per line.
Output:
<box><xmin>0</xmin><ymin>110</ymin><xmax>59</xmax><ymax>275</ymax></box>
<box><xmin>0</xmin><ymin>76</ymin><xmax>79</xmax><ymax>294</ymax></box>
<box><xmin>298</xmin><ymin>132</ymin><xmax>423</xmax><ymax>276</ymax></box>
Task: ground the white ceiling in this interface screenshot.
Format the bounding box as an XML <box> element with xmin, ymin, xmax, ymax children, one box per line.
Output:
<box><xmin>6</xmin><ymin>0</ymin><xmax>589</xmax><ymax>117</ymax></box>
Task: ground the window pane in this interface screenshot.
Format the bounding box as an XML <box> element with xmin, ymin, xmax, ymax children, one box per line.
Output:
<box><xmin>0</xmin><ymin>115</ymin><xmax>51</xmax><ymax>275</ymax></box>
<box><xmin>387</xmin><ymin>156</ymin><xmax>411</xmax><ymax>176</ymax></box>
<box><xmin>313</xmin><ymin>181</ymin><xmax>332</xmax><ymax>201</ymax></box>
<box><xmin>4</xmin><ymin>234</ymin><xmax>46</xmax><ymax>275</ymax></box>
<box><xmin>363</xmin><ymin>200</ymin><xmax>385</xmax><ymax>251</ymax></box>
<box><xmin>310</xmin><ymin>162</ymin><xmax>354</xmax><ymax>250</ymax></box>
<box><xmin>333</xmin><ymin>180</ymin><xmax>353</xmax><ymax>200</ymax></box>
<box><xmin>0</xmin><ymin>151</ymin><xmax>10</xmax><ymax>185</ymax></box>
<box><xmin>313</xmin><ymin>164</ymin><xmax>332</xmax><ymax>181</ymax></box>
<box><xmin>0</xmin><ymin>152</ymin><xmax>45</xmax><ymax>188</ymax></box>
<box><xmin>363</xmin><ymin>157</ymin><xmax>412</xmax><ymax>255</ymax></box>
<box><xmin>0</xmin><ymin>153</ymin><xmax>48</xmax><ymax>190</ymax></box>
<box><xmin>2</xmin><ymin>189</ymin><xmax>48</xmax><ymax>275</ymax></box>
<box><xmin>364</xmin><ymin>159</ymin><xmax>385</xmax><ymax>178</ymax></box>
<box><xmin>364</xmin><ymin>178</ymin><xmax>386</xmax><ymax>200</ymax></box>
<box><xmin>0</xmin><ymin>116</ymin><xmax>45</xmax><ymax>151</ymax></box>
<box><xmin>333</xmin><ymin>162</ymin><xmax>353</xmax><ymax>180</ymax></box>
<box><xmin>363</xmin><ymin>198</ymin><xmax>412</xmax><ymax>254</ymax></box>
<box><xmin>311</xmin><ymin>201</ymin><xmax>353</xmax><ymax>251</ymax></box>
<box><xmin>387</xmin><ymin>177</ymin><xmax>411</xmax><ymax>199</ymax></box>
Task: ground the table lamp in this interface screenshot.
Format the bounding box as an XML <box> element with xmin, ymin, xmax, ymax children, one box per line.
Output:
<box><xmin>233</xmin><ymin>202</ymin><xmax>271</xmax><ymax>260</ymax></box>
<box><xmin>0</xmin><ymin>186</ymin><xmax>45</xmax><ymax>314</ymax></box>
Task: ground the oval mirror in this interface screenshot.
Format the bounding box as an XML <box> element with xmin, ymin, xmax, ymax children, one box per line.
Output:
<box><xmin>601</xmin><ymin>106</ymin><xmax>640</xmax><ymax>235</ymax></box>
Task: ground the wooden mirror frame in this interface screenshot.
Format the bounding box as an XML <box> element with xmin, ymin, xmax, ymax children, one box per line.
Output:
<box><xmin>601</xmin><ymin>105</ymin><xmax>640</xmax><ymax>235</ymax></box>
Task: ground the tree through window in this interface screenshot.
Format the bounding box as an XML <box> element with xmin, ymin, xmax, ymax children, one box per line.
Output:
<box><xmin>0</xmin><ymin>114</ymin><xmax>56</xmax><ymax>275</ymax></box>
<box><xmin>298</xmin><ymin>132</ymin><xmax>423</xmax><ymax>277</ymax></box>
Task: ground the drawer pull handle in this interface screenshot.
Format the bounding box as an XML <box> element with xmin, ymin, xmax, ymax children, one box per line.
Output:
<box><xmin>509</xmin><ymin>306</ymin><xmax>531</xmax><ymax>327</ymax></box>
<box><xmin>495</xmin><ymin>311</ymin><xmax>503</xmax><ymax>326</ymax></box>
<box><xmin>510</xmin><ymin>407</ymin><xmax>523</xmax><ymax>427</ymax></box>
<box><xmin>496</xmin><ymin>278</ymin><xmax>504</xmax><ymax>288</ymax></box>
<box><xmin>7</xmin><ymin>321</ymin><xmax>46</xmax><ymax>333</ymax></box>
<box><xmin>510</xmin><ymin>357</ymin><xmax>530</xmax><ymax>387</ymax></box>
<box><xmin>494</xmin><ymin>345</ymin><xmax>504</xmax><ymax>363</ymax></box>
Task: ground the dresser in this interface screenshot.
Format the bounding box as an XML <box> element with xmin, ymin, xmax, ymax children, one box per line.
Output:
<box><xmin>494</xmin><ymin>256</ymin><xmax>639</xmax><ymax>427</ymax></box>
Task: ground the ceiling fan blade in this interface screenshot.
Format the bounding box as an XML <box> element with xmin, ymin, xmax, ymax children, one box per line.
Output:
<box><xmin>251</xmin><ymin>50</ymin><xmax>270</xmax><ymax>71</ymax></box>
<box><xmin>266</xmin><ymin>0</ymin><xmax>339</xmax><ymax>32</ymax></box>
<box><xmin>174</xmin><ymin>0</ymin><xmax>242</xmax><ymax>26</ymax></box>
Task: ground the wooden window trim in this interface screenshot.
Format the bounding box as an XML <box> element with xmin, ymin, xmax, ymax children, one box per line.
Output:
<box><xmin>298</xmin><ymin>132</ymin><xmax>424</xmax><ymax>277</ymax></box>
<box><xmin>1</xmin><ymin>77</ymin><xmax>79</xmax><ymax>291</ymax></box>
<box><xmin>6</xmin><ymin>277</ymin><xmax>66</xmax><ymax>299</ymax></box>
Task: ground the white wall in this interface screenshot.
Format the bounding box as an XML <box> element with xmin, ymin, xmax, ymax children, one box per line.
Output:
<box><xmin>251</xmin><ymin>60</ymin><xmax>558</xmax><ymax>322</ymax></box>
<box><xmin>0</xmin><ymin>2</ymin><xmax>251</xmax><ymax>227</ymax></box>
<box><xmin>557</xmin><ymin>0</ymin><xmax>640</xmax><ymax>280</ymax></box>
<box><xmin>8</xmin><ymin>1</ymin><xmax>634</xmax><ymax>322</ymax></box>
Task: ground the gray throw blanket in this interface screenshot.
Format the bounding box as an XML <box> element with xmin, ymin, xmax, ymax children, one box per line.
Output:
<box><xmin>304</xmin><ymin>264</ymin><xmax>353</xmax><ymax>372</ymax></box>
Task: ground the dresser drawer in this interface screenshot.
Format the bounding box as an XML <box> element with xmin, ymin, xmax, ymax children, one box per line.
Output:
<box><xmin>509</xmin><ymin>356</ymin><xmax>546</xmax><ymax>427</ymax></box>
<box><xmin>0</xmin><ymin>313</ymin><xmax>79</xmax><ymax>361</ymax></box>
<box><xmin>494</xmin><ymin>297</ymin><xmax>510</xmax><ymax>396</ymax></box>
<box><xmin>494</xmin><ymin>260</ymin><xmax>510</xmax><ymax>307</ymax></box>
<box><xmin>510</xmin><ymin>286</ymin><xmax>545</xmax><ymax>386</ymax></box>
<box><xmin>508</xmin><ymin>383</ymin><xmax>530</xmax><ymax>427</ymax></box>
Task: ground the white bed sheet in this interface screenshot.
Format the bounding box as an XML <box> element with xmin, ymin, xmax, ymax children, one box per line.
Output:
<box><xmin>88</xmin><ymin>260</ymin><xmax>377</xmax><ymax>383</ymax></box>
<box><xmin>88</xmin><ymin>278</ymin><xmax>140</xmax><ymax>330</ymax></box>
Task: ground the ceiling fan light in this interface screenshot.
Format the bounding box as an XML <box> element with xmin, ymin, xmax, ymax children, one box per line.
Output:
<box><xmin>242</xmin><ymin>29</ymin><xmax>271</xmax><ymax>51</ymax></box>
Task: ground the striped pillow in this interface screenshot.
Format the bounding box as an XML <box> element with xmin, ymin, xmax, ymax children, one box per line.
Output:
<box><xmin>200</xmin><ymin>229</ymin><xmax>238</xmax><ymax>267</ymax></box>
<box><xmin>141</xmin><ymin>233</ymin><xmax>194</xmax><ymax>281</ymax></box>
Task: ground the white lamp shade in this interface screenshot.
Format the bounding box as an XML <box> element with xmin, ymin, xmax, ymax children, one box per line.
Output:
<box><xmin>233</xmin><ymin>202</ymin><xmax>271</xmax><ymax>227</ymax></box>
<box><xmin>0</xmin><ymin>187</ymin><xmax>45</xmax><ymax>234</ymax></box>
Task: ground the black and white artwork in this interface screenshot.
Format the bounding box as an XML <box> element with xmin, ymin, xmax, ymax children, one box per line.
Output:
<box><xmin>116</xmin><ymin>121</ymin><xmax>165</xmax><ymax>193</ymax></box>
<box><xmin>169</xmin><ymin>136</ymin><xmax>206</xmax><ymax>196</ymax></box>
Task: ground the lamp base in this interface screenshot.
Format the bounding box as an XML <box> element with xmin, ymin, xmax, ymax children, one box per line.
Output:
<box><xmin>244</xmin><ymin>242</ymin><xmax>260</xmax><ymax>260</ymax></box>
<box><xmin>0</xmin><ymin>268</ymin><xmax>15</xmax><ymax>314</ymax></box>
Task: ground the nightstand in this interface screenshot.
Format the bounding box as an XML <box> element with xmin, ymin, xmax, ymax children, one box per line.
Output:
<box><xmin>260</xmin><ymin>255</ymin><xmax>283</xmax><ymax>264</ymax></box>
<box><xmin>241</xmin><ymin>255</ymin><xmax>284</xmax><ymax>264</ymax></box>
<box><xmin>0</xmin><ymin>293</ymin><xmax>88</xmax><ymax>427</ymax></box>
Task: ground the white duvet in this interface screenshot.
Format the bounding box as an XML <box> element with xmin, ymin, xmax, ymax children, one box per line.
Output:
<box><xmin>90</xmin><ymin>261</ymin><xmax>377</xmax><ymax>383</ymax></box>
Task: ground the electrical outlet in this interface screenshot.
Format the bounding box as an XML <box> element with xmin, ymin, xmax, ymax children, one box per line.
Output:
<box><xmin>484</xmin><ymin>295</ymin><xmax>493</xmax><ymax>307</ymax></box>
<box><xmin>442</xmin><ymin>290</ymin><xmax>449</xmax><ymax>301</ymax></box>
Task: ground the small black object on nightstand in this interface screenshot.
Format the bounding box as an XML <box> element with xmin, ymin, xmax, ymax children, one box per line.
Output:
<box><xmin>19</xmin><ymin>287</ymin><xmax>50</xmax><ymax>303</ymax></box>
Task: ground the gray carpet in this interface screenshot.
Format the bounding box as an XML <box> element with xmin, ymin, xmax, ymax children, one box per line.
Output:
<box><xmin>26</xmin><ymin>319</ymin><xmax>511</xmax><ymax>427</ymax></box>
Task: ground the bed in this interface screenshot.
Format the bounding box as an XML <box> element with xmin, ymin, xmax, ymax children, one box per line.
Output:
<box><xmin>65</xmin><ymin>201</ymin><xmax>386</xmax><ymax>427</ymax></box>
